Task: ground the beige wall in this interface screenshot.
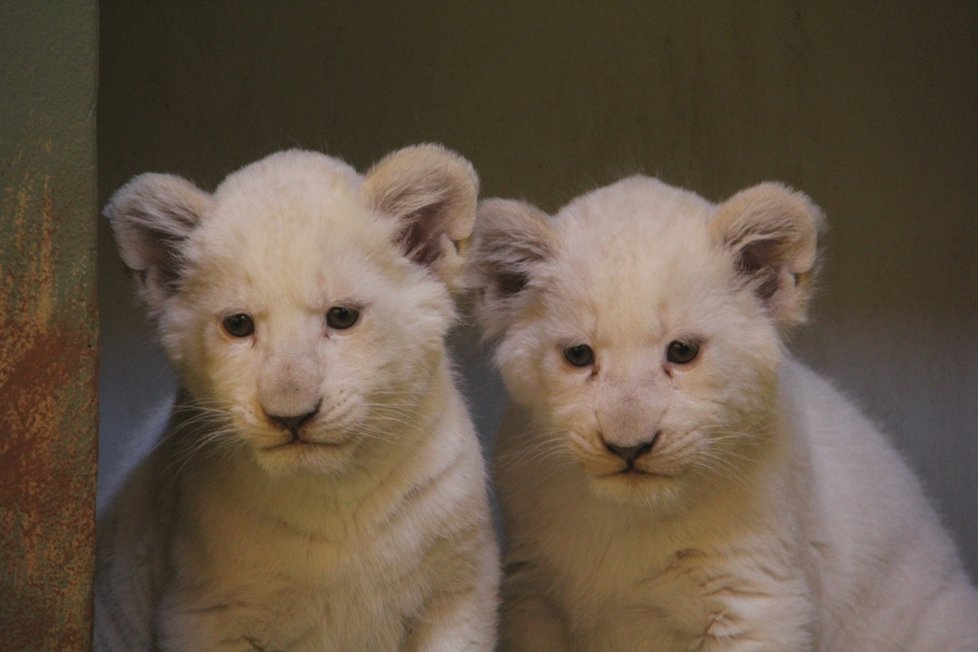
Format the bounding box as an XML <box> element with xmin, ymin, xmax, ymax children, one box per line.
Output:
<box><xmin>99</xmin><ymin>2</ymin><xmax>978</xmax><ymax>577</ymax></box>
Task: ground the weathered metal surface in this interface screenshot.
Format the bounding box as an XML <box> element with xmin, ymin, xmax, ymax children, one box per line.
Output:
<box><xmin>0</xmin><ymin>2</ymin><xmax>99</xmax><ymax>649</ymax></box>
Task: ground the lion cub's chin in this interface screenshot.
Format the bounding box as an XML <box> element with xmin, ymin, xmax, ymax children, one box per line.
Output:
<box><xmin>586</xmin><ymin>465</ymin><xmax>688</xmax><ymax>512</ymax></box>
<box><xmin>255</xmin><ymin>437</ymin><xmax>358</xmax><ymax>476</ymax></box>
<box><xmin>586</xmin><ymin>468</ymin><xmax>688</xmax><ymax>507</ymax></box>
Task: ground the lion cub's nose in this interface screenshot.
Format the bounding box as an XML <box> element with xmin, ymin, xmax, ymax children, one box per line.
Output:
<box><xmin>267</xmin><ymin>401</ymin><xmax>321</xmax><ymax>436</ymax></box>
<box><xmin>604</xmin><ymin>433</ymin><xmax>659</xmax><ymax>463</ymax></box>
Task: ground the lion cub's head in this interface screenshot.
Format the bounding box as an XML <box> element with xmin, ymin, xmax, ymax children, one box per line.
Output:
<box><xmin>107</xmin><ymin>146</ymin><xmax>477</xmax><ymax>475</ymax></box>
<box><xmin>470</xmin><ymin>177</ymin><xmax>823</xmax><ymax>505</ymax></box>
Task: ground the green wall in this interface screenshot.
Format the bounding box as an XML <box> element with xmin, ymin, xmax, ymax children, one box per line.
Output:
<box><xmin>1</xmin><ymin>1</ymin><xmax>98</xmax><ymax>648</ymax></box>
<box><xmin>99</xmin><ymin>1</ymin><xmax>978</xmax><ymax>577</ymax></box>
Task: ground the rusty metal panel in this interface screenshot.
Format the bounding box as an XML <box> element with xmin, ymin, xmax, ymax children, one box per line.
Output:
<box><xmin>0</xmin><ymin>2</ymin><xmax>99</xmax><ymax>649</ymax></box>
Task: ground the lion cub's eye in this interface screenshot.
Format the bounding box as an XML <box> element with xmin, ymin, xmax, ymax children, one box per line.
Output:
<box><xmin>222</xmin><ymin>313</ymin><xmax>255</xmax><ymax>338</ymax></box>
<box><xmin>563</xmin><ymin>344</ymin><xmax>595</xmax><ymax>368</ymax></box>
<box><xmin>666</xmin><ymin>340</ymin><xmax>700</xmax><ymax>364</ymax></box>
<box><xmin>326</xmin><ymin>306</ymin><xmax>360</xmax><ymax>330</ymax></box>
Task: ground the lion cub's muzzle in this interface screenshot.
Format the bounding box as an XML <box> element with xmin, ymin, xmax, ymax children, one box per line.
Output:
<box><xmin>257</xmin><ymin>350</ymin><xmax>325</xmax><ymax>438</ymax></box>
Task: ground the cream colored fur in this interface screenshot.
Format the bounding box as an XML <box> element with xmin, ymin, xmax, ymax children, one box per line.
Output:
<box><xmin>96</xmin><ymin>146</ymin><xmax>499</xmax><ymax>651</ymax></box>
<box><xmin>470</xmin><ymin>176</ymin><xmax>978</xmax><ymax>651</ymax></box>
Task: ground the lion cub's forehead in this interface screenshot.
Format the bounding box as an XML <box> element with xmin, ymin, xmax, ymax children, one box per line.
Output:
<box><xmin>189</xmin><ymin>151</ymin><xmax>403</xmax><ymax>301</ymax></box>
<box><xmin>555</xmin><ymin>176</ymin><xmax>713</xmax><ymax>246</ymax></box>
<box><xmin>208</xmin><ymin>150</ymin><xmax>389</xmax><ymax>240</ymax></box>
<box><xmin>545</xmin><ymin>177</ymin><xmax>734</xmax><ymax>335</ymax></box>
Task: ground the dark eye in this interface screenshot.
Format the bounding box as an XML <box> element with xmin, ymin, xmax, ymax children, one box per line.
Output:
<box><xmin>563</xmin><ymin>344</ymin><xmax>595</xmax><ymax>368</ymax></box>
<box><xmin>666</xmin><ymin>340</ymin><xmax>700</xmax><ymax>364</ymax></box>
<box><xmin>222</xmin><ymin>313</ymin><xmax>255</xmax><ymax>338</ymax></box>
<box><xmin>326</xmin><ymin>306</ymin><xmax>360</xmax><ymax>330</ymax></box>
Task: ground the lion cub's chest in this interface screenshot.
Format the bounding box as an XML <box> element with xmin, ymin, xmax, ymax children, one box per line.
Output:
<box><xmin>167</xmin><ymin>485</ymin><xmax>433</xmax><ymax>650</ymax></box>
<box><xmin>550</xmin><ymin>529</ymin><xmax>800</xmax><ymax>650</ymax></box>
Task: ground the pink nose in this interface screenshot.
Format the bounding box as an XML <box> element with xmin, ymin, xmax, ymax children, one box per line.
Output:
<box><xmin>266</xmin><ymin>400</ymin><xmax>321</xmax><ymax>436</ymax></box>
<box><xmin>603</xmin><ymin>432</ymin><xmax>660</xmax><ymax>463</ymax></box>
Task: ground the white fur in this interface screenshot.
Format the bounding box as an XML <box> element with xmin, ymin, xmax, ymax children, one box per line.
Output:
<box><xmin>96</xmin><ymin>147</ymin><xmax>499</xmax><ymax>651</ymax></box>
<box><xmin>470</xmin><ymin>176</ymin><xmax>978</xmax><ymax>651</ymax></box>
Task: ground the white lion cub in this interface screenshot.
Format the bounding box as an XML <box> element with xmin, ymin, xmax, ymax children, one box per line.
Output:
<box><xmin>470</xmin><ymin>176</ymin><xmax>978</xmax><ymax>651</ymax></box>
<box><xmin>96</xmin><ymin>146</ymin><xmax>499</xmax><ymax>651</ymax></box>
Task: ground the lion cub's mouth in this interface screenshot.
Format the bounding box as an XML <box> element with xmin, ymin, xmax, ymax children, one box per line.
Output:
<box><xmin>266</xmin><ymin>436</ymin><xmax>349</xmax><ymax>451</ymax></box>
<box><xmin>607</xmin><ymin>467</ymin><xmax>660</xmax><ymax>479</ymax></box>
<box><xmin>598</xmin><ymin>465</ymin><xmax>680</xmax><ymax>480</ymax></box>
<box><xmin>618</xmin><ymin>467</ymin><xmax>652</xmax><ymax>476</ymax></box>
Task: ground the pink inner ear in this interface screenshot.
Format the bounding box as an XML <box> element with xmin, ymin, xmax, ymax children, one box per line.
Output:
<box><xmin>495</xmin><ymin>271</ymin><xmax>529</xmax><ymax>296</ymax></box>
<box><xmin>738</xmin><ymin>238</ymin><xmax>777</xmax><ymax>273</ymax></box>
<box><xmin>399</xmin><ymin>202</ymin><xmax>449</xmax><ymax>268</ymax></box>
<box><xmin>737</xmin><ymin>237</ymin><xmax>784</xmax><ymax>300</ymax></box>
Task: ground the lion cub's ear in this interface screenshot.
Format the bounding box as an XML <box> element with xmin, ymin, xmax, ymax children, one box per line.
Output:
<box><xmin>468</xmin><ymin>198</ymin><xmax>557</xmax><ymax>341</ymax></box>
<box><xmin>360</xmin><ymin>144</ymin><xmax>478</xmax><ymax>291</ymax></box>
<box><xmin>104</xmin><ymin>173</ymin><xmax>214</xmax><ymax>315</ymax></box>
<box><xmin>710</xmin><ymin>182</ymin><xmax>825</xmax><ymax>330</ymax></box>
